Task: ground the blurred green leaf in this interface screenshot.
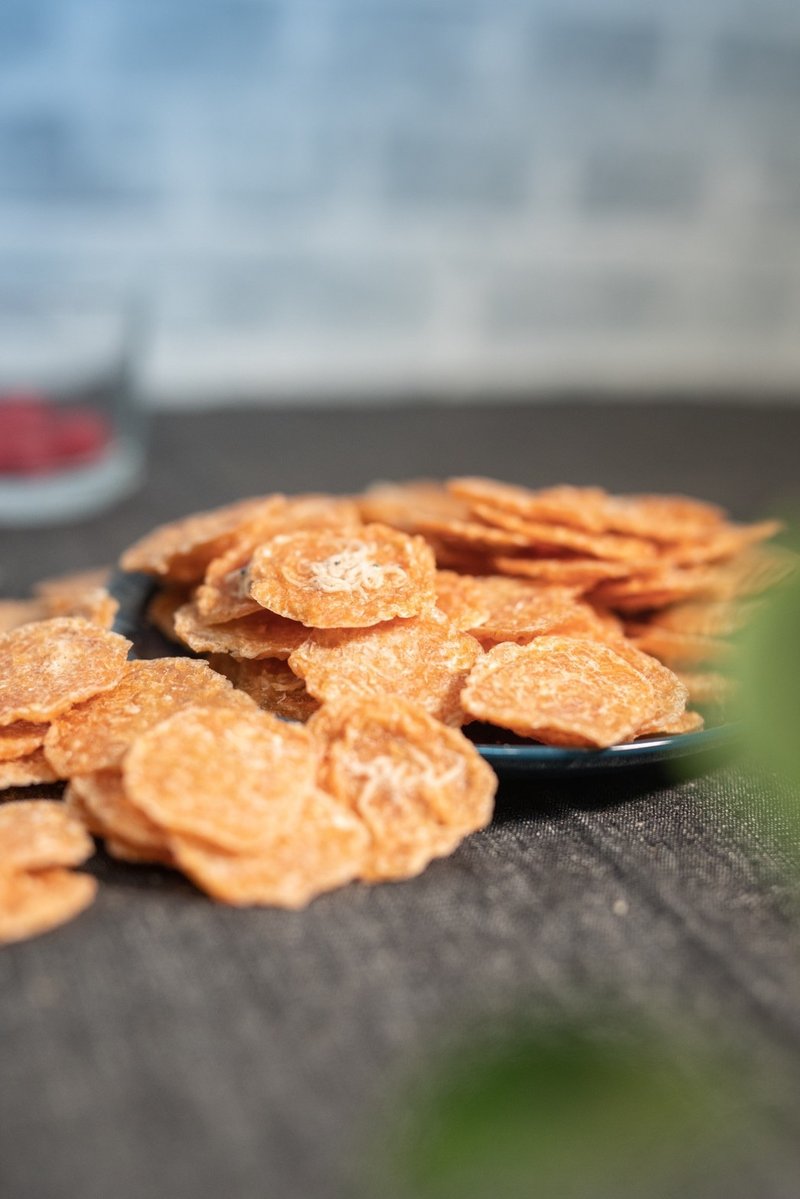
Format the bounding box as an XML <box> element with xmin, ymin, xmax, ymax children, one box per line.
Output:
<box><xmin>736</xmin><ymin>532</ymin><xmax>800</xmax><ymax>843</ymax></box>
<box><xmin>364</xmin><ymin>1020</ymin><xmax>744</xmax><ymax>1199</ymax></box>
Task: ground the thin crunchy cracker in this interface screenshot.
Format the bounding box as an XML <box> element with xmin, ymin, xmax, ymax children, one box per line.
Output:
<box><xmin>0</xmin><ymin>868</ymin><xmax>97</xmax><ymax>945</ymax></box>
<box><xmin>0</xmin><ymin>749</ymin><xmax>60</xmax><ymax>789</ymax></box>
<box><xmin>0</xmin><ymin>800</ymin><xmax>94</xmax><ymax>872</ymax></box>
<box><xmin>461</xmin><ymin>637</ymin><xmax>660</xmax><ymax>747</ymax></box>
<box><xmin>289</xmin><ymin>611</ymin><xmax>481</xmax><ymax>726</ymax></box>
<box><xmin>123</xmin><ymin>706</ymin><xmax>319</xmax><ymax>852</ymax></box>
<box><xmin>205</xmin><ymin>655</ymin><xmax>320</xmax><ymax>723</ymax></box>
<box><xmin>0</xmin><ymin>721</ymin><xmax>49</xmax><ymax>763</ymax></box>
<box><xmin>173</xmin><ymin>602</ymin><xmax>307</xmax><ymax>660</ymax></box>
<box><xmin>309</xmin><ymin>696</ymin><xmax>496</xmax><ymax>882</ymax></box>
<box><xmin>170</xmin><ymin>788</ymin><xmax>368</xmax><ymax>908</ymax></box>
<box><xmin>247</xmin><ymin>523</ymin><xmax>436</xmax><ymax>628</ymax></box>
<box><xmin>0</xmin><ymin>617</ymin><xmax>131</xmax><ymax>727</ymax></box>
<box><xmin>44</xmin><ymin>658</ymin><xmax>256</xmax><ymax>776</ymax></box>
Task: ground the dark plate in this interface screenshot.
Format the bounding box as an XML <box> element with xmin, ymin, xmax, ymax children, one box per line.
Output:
<box><xmin>109</xmin><ymin>569</ymin><xmax>740</xmax><ymax>777</ymax></box>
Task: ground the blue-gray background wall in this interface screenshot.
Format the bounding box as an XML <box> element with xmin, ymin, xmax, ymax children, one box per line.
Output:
<box><xmin>2</xmin><ymin>0</ymin><xmax>800</xmax><ymax>403</ymax></box>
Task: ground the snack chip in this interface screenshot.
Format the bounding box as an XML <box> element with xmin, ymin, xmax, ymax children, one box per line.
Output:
<box><xmin>173</xmin><ymin>602</ymin><xmax>308</xmax><ymax>660</ymax></box>
<box><xmin>247</xmin><ymin>523</ymin><xmax>437</xmax><ymax>628</ymax></box>
<box><xmin>0</xmin><ymin>750</ymin><xmax>60</xmax><ymax>789</ymax></box>
<box><xmin>169</xmin><ymin>788</ymin><xmax>368</xmax><ymax>908</ymax></box>
<box><xmin>123</xmin><ymin>706</ymin><xmax>319</xmax><ymax>852</ymax></box>
<box><xmin>0</xmin><ymin>618</ymin><xmax>131</xmax><ymax>727</ymax></box>
<box><xmin>44</xmin><ymin>658</ymin><xmax>255</xmax><ymax>776</ymax></box>
<box><xmin>309</xmin><ymin>697</ymin><xmax>496</xmax><ymax>882</ymax></box>
<box><xmin>205</xmin><ymin>655</ymin><xmax>320</xmax><ymax>723</ymax></box>
<box><xmin>462</xmin><ymin>637</ymin><xmax>661</xmax><ymax>747</ymax></box>
<box><xmin>289</xmin><ymin>611</ymin><xmax>481</xmax><ymax>726</ymax></box>
<box><xmin>0</xmin><ymin>868</ymin><xmax>97</xmax><ymax>945</ymax></box>
<box><xmin>0</xmin><ymin>800</ymin><xmax>94</xmax><ymax>872</ymax></box>
<box><xmin>0</xmin><ymin>721</ymin><xmax>49</xmax><ymax>764</ymax></box>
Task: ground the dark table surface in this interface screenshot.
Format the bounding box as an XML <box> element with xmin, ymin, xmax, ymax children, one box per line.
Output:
<box><xmin>1</xmin><ymin>400</ymin><xmax>799</xmax><ymax>1199</ymax></box>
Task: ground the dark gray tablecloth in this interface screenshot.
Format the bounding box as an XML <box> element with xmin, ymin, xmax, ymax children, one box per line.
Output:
<box><xmin>1</xmin><ymin>401</ymin><xmax>799</xmax><ymax>1199</ymax></box>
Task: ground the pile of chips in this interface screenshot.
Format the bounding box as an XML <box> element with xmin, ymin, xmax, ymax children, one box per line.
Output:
<box><xmin>0</xmin><ymin>477</ymin><xmax>794</xmax><ymax>943</ymax></box>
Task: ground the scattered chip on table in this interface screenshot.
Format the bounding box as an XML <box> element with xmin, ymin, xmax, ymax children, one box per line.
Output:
<box><xmin>310</xmin><ymin>696</ymin><xmax>496</xmax><ymax>882</ymax></box>
<box><xmin>44</xmin><ymin>657</ymin><xmax>256</xmax><ymax>776</ymax></box>
<box><xmin>0</xmin><ymin>800</ymin><xmax>94</xmax><ymax>872</ymax></box>
<box><xmin>0</xmin><ymin>868</ymin><xmax>97</xmax><ymax>945</ymax></box>
<box><xmin>0</xmin><ymin>618</ymin><xmax>131</xmax><ymax>727</ymax></box>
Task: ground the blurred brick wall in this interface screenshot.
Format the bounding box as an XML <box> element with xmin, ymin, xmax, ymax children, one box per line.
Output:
<box><xmin>1</xmin><ymin>0</ymin><xmax>799</xmax><ymax>402</ymax></box>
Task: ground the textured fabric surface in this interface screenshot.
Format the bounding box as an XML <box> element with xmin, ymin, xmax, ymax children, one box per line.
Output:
<box><xmin>1</xmin><ymin>402</ymin><xmax>799</xmax><ymax>1199</ymax></box>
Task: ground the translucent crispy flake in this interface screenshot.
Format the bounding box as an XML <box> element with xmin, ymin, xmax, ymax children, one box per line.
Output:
<box><xmin>173</xmin><ymin>602</ymin><xmax>307</xmax><ymax>660</ymax></box>
<box><xmin>123</xmin><ymin>706</ymin><xmax>318</xmax><ymax>852</ymax></box>
<box><xmin>170</xmin><ymin>788</ymin><xmax>368</xmax><ymax>908</ymax></box>
<box><xmin>0</xmin><ymin>869</ymin><xmax>97</xmax><ymax>944</ymax></box>
<box><xmin>289</xmin><ymin>611</ymin><xmax>482</xmax><ymax>726</ymax></box>
<box><xmin>0</xmin><ymin>749</ymin><xmax>60</xmax><ymax>789</ymax></box>
<box><xmin>120</xmin><ymin>495</ymin><xmax>288</xmax><ymax>582</ymax></box>
<box><xmin>462</xmin><ymin>637</ymin><xmax>660</xmax><ymax>747</ymax></box>
<box><xmin>206</xmin><ymin>655</ymin><xmax>320</xmax><ymax>723</ymax></box>
<box><xmin>659</xmin><ymin>520</ymin><xmax>782</xmax><ymax>567</ymax></box>
<box><xmin>309</xmin><ymin>696</ymin><xmax>496</xmax><ymax>882</ymax></box>
<box><xmin>0</xmin><ymin>618</ymin><xmax>131</xmax><ymax>727</ymax></box>
<box><xmin>105</xmin><ymin>838</ymin><xmax>176</xmax><ymax>867</ymax></box>
<box><xmin>643</xmin><ymin>599</ymin><xmax>755</xmax><ymax>638</ymax></box>
<box><xmin>247</xmin><ymin>524</ymin><xmax>436</xmax><ymax>628</ymax></box>
<box><xmin>44</xmin><ymin>658</ymin><xmax>255</xmax><ymax>776</ymax></box>
<box><xmin>0</xmin><ymin>721</ymin><xmax>49</xmax><ymax>763</ymax></box>
<box><xmin>413</xmin><ymin>514</ymin><xmax>532</xmax><ymax>552</ymax></box>
<box><xmin>0</xmin><ymin>800</ymin><xmax>94</xmax><ymax>871</ymax></box>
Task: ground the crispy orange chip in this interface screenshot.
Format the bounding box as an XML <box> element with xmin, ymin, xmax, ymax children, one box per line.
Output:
<box><xmin>469</xmin><ymin>502</ymin><xmax>658</xmax><ymax>563</ymax></box>
<box><xmin>448</xmin><ymin>478</ymin><xmax>611</xmax><ymax>532</ymax></box>
<box><xmin>247</xmin><ymin>523</ymin><xmax>436</xmax><ymax>629</ymax></box>
<box><xmin>602</xmin><ymin>637</ymin><xmax>689</xmax><ymax>731</ymax></box>
<box><xmin>414</xmin><ymin>514</ymin><xmax>532</xmax><ymax>552</ymax></box>
<box><xmin>173</xmin><ymin>602</ymin><xmax>307</xmax><ymax>660</ymax></box>
<box><xmin>146</xmin><ymin>585</ymin><xmax>192</xmax><ymax>642</ymax></box>
<box><xmin>642</xmin><ymin>599</ymin><xmax>754</xmax><ymax>638</ymax></box>
<box><xmin>104</xmin><ymin>838</ymin><xmax>176</xmax><ymax>867</ymax></box>
<box><xmin>466</xmin><ymin>577</ymin><xmax>587</xmax><ymax>645</ymax></box>
<box><xmin>0</xmin><ymin>800</ymin><xmax>94</xmax><ymax>871</ymax></box>
<box><xmin>358</xmin><ymin>480</ymin><xmax>471</xmax><ymax>532</ymax></box>
<box><xmin>462</xmin><ymin>637</ymin><xmax>660</xmax><ymax>747</ymax></box>
<box><xmin>206</xmin><ymin>655</ymin><xmax>320</xmax><ymax>723</ymax></box>
<box><xmin>0</xmin><ymin>868</ymin><xmax>97</xmax><ymax>945</ymax></box>
<box><xmin>590</xmin><ymin>565</ymin><xmax>719</xmax><ymax>612</ymax></box>
<box><xmin>170</xmin><ymin>788</ymin><xmax>368</xmax><ymax>908</ymax></box>
<box><xmin>123</xmin><ymin>706</ymin><xmax>319</xmax><ymax>852</ymax></box>
<box><xmin>0</xmin><ymin>749</ymin><xmax>60</xmax><ymax>789</ymax></box>
<box><xmin>675</xmin><ymin>671</ymin><xmax>738</xmax><ymax>707</ymax></box>
<box><xmin>490</xmin><ymin>555</ymin><xmax>631</xmax><ymax>588</ymax></box>
<box><xmin>0</xmin><ymin>721</ymin><xmax>49</xmax><ymax>763</ymax></box>
<box><xmin>44</xmin><ymin>658</ymin><xmax>255</xmax><ymax>776</ymax></box>
<box><xmin>193</xmin><ymin>556</ymin><xmax>263</xmax><ymax>623</ymax></box>
<box><xmin>68</xmin><ymin>771</ymin><xmax>168</xmax><ymax>855</ymax></box>
<box><xmin>310</xmin><ymin>696</ymin><xmax>496</xmax><ymax>882</ymax></box>
<box><xmin>120</xmin><ymin>495</ymin><xmax>288</xmax><ymax>582</ymax></box>
<box><xmin>434</xmin><ymin>571</ymin><xmax>491</xmax><ymax>631</ymax></box>
<box><xmin>289</xmin><ymin>611</ymin><xmax>481</xmax><ymax>726</ymax></box>
<box><xmin>637</xmin><ymin>709</ymin><xmax>704</xmax><ymax>737</ymax></box>
<box><xmin>0</xmin><ymin>617</ymin><xmax>131</xmax><ymax>727</ymax></box>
